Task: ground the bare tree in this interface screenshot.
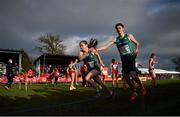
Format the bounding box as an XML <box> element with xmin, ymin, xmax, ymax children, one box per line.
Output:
<box><xmin>35</xmin><ymin>34</ymin><xmax>66</xmax><ymax>55</ymax></box>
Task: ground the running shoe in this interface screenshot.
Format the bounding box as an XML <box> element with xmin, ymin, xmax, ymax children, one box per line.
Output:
<box><xmin>4</xmin><ymin>86</ymin><xmax>9</xmax><ymax>90</ymax></box>
<box><xmin>70</xmin><ymin>86</ymin><xmax>74</xmax><ymax>90</ymax></box>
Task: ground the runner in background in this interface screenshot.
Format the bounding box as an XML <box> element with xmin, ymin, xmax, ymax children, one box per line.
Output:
<box><xmin>74</xmin><ymin>59</ymin><xmax>79</xmax><ymax>86</ymax></box>
<box><xmin>110</xmin><ymin>59</ymin><xmax>120</xmax><ymax>88</ymax></box>
<box><xmin>67</xmin><ymin>60</ymin><xmax>76</xmax><ymax>90</ymax></box>
<box><xmin>53</xmin><ymin>66</ymin><xmax>60</xmax><ymax>86</ymax></box>
<box><xmin>149</xmin><ymin>53</ymin><xmax>158</xmax><ymax>88</ymax></box>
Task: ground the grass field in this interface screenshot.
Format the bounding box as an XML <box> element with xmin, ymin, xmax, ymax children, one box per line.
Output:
<box><xmin>0</xmin><ymin>78</ymin><xmax>180</xmax><ymax>115</ymax></box>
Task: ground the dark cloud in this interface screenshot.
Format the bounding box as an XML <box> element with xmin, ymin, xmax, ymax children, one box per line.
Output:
<box><xmin>0</xmin><ymin>0</ymin><xmax>179</xmax><ymax>70</ymax></box>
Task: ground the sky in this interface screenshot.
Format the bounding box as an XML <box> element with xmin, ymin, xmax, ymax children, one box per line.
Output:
<box><xmin>0</xmin><ymin>0</ymin><xmax>180</xmax><ymax>70</ymax></box>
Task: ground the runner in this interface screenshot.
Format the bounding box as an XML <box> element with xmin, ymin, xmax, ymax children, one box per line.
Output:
<box><xmin>79</xmin><ymin>40</ymin><xmax>112</xmax><ymax>97</ymax></box>
<box><xmin>110</xmin><ymin>59</ymin><xmax>120</xmax><ymax>88</ymax></box>
<box><xmin>148</xmin><ymin>53</ymin><xmax>158</xmax><ymax>88</ymax></box>
<box><xmin>67</xmin><ymin>60</ymin><xmax>76</xmax><ymax>90</ymax></box>
<box><xmin>98</xmin><ymin>23</ymin><xmax>146</xmax><ymax>101</ymax></box>
<box><xmin>74</xmin><ymin>59</ymin><xmax>79</xmax><ymax>86</ymax></box>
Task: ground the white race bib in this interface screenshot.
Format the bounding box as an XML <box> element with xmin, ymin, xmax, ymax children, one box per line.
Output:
<box><xmin>120</xmin><ymin>44</ymin><xmax>131</xmax><ymax>55</ymax></box>
<box><xmin>88</xmin><ymin>61</ymin><xmax>94</xmax><ymax>68</ymax></box>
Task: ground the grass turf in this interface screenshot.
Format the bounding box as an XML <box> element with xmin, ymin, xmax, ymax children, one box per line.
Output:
<box><xmin>0</xmin><ymin>78</ymin><xmax>180</xmax><ymax>115</ymax></box>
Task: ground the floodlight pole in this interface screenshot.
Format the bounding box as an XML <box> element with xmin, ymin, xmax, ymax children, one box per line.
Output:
<box><xmin>19</xmin><ymin>52</ymin><xmax>22</xmax><ymax>73</ymax></box>
<box><xmin>43</xmin><ymin>53</ymin><xmax>46</xmax><ymax>72</ymax></box>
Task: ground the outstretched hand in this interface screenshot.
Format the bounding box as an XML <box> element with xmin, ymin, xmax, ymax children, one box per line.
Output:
<box><xmin>134</xmin><ymin>49</ymin><xmax>138</xmax><ymax>58</ymax></box>
<box><xmin>100</xmin><ymin>63</ymin><xmax>105</xmax><ymax>67</ymax></box>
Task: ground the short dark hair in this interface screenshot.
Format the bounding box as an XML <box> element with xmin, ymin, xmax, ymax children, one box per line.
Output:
<box><xmin>150</xmin><ymin>53</ymin><xmax>156</xmax><ymax>58</ymax></box>
<box><xmin>115</xmin><ymin>23</ymin><xmax>124</xmax><ymax>29</ymax></box>
<box><xmin>79</xmin><ymin>40</ymin><xmax>88</xmax><ymax>46</ymax></box>
<box><xmin>112</xmin><ymin>59</ymin><xmax>115</xmax><ymax>63</ymax></box>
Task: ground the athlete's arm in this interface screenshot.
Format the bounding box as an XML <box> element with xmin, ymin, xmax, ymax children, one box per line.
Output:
<box><xmin>117</xmin><ymin>61</ymin><xmax>121</xmax><ymax>64</ymax></box>
<box><xmin>128</xmin><ymin>34</ymin><xmax>140</xmax><ymax>57</ymax></box>
<box><xmin>97</xmin><ymin>38</ymin><xmax>115</xmax><ymax>51</ymax></box>
<box><xmin>149</xmin><ymin>58</ymin><xmax>153</xmax><ymax>69</ymax></box>
<box><xmin>110</xmin><ymin>64</ymin><xmax>113</xmax><ymax>73</ymax></box>
<box><xmin>154</xmin><ymin>58</ymin><xmax>158</xmax><ymax>64</ymax></box>
<box><xmin>66</xmin><ymin>67</ymin><xmax>69</xmax><ymax>74</ymax></box>
<box><xmin>93</xmin><ymin>49</ymin><xmax>105</xmax><ymax>66</ymax></box>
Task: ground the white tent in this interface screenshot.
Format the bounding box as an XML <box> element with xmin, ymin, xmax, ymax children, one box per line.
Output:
<box><xmin>138</xmin><ymin>68</ymin><xmax>180</xmax><ymax>74</ymax></box>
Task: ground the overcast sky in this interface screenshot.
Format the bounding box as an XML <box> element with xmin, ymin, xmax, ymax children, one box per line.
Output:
<box><xmin>0</xmin><ymin>0</ymin><xmax>180</xmax><ymax>70</ymax></box>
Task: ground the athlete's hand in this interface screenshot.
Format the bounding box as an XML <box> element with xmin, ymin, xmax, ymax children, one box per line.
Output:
<box><xmin>100</xmin><ymin>63</ymin><xmax>105</xmax><ymax>67</ymax></box>
<box><xmin>134</xmin><ymin>48</ymin><xmax>138</xmax><ymax>58</ymax></box>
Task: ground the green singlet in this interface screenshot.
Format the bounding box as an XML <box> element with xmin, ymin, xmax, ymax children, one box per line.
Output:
<box><xmin>114</xmin><ymin>34</ymin><xmax>135</xmax><ymax>56</ymax></box>
<box><xmin>83</xmin><ymin>52</ymin><xmax>100</xmax><ymax>71</ymax></box>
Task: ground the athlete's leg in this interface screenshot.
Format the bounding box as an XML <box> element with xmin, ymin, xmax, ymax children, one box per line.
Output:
<box><xmin>115</xmin><ymin>74</ymin><xmax>119</xmax><ymax>88</ymax></box>
<box><xmin>91</xmin><ymin>71</ymin><xmax>112</xmax><ymax>95</ymax></box>
<box><xmin>75</xmin><ymin>70</ymin><xmax>79</xmax><ymax>85</ymax></box>
<box><xmin>124</xmin><ymin>74</ymin><xmax>136</xmax><ymax>92</ymax></box>
<box><xmin>81</xmin><ymin>73</ymin><xmax>86</xmax><ymax>87</ymax></box>
<box><xmin>150</xmin><ymin>70</ymin><xmax>157</xmax><ymax>88</ymax></box>
<box><xmin>112</xmin><ymin>73</ymin><xmax>115</xmax><ymax>88</ymax></box>
<box><xmin>85</xmin><ymin>70</ymin><xmax>99</xmax><ymax>91</ymax></box>
<box><xmin>129</xmin><ymin>71</ymin><xmax>146</xmax><ymax>95</ymax></box>
<box><xmin>70</xmin><ymin>73</ymin><xmax>75</xmax><ymax>90</ymax></box>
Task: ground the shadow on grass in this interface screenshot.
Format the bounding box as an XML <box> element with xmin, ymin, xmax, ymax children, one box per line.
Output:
<box><xmin>0</xmin><ymin>80</ymin><xmax>180</xmax><ymax>115</ymax></box>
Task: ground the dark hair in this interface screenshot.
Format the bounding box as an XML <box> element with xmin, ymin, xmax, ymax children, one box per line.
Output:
<box><xmin>150</xmin><ymin>53</ymin><xmax>156</xmax><ymax>58</ymax></box>
<box><xmin>74</xmin><ymin>58</ymin><xmax>80</xmax><ymax>63</ymax></box>
<box><xmin>115</xmin><ymin>23</ymin><xmax>124</xmax><ymax>29</ymax></box>
<box><xmin>112</xmin><ymin>59</ymin><xmax>115</xmax><ymax>63</ymax></box>
<box><xmin>88</xmin><ymin>38</ymin><xmax>98</xmax><ymax>48</ymax></box>
<box><xmin>79</xmin><ymin>40</ymin><xmax>88</xmax><ymax>46</ymax></box>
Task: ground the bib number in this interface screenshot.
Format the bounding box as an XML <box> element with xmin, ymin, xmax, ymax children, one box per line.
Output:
<box><xmin>88</xmin><ymin>61</ymin><xmax>94</xmax><ymax>69</ymax></box>
<box><xmin>120</xmin><ymin>44</ymin><xmax>131</xmax><ymax>55</ymax></box>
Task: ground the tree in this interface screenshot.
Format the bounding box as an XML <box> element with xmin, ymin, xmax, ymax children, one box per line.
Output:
<box><xmin>172</xmin><ymin>57</ymin><xmax>180</xmax><ymax>72</ymax></box>
<box><xmin>35</xmin><ymin>34</ymin><xmax>66</xmax><ymax>55</ymax></box>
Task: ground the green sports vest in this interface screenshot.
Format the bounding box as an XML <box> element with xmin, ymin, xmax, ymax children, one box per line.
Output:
<box><xmin>114</xmin><ymin>34</ymin><xmax>135</xmax><ymax>56</ymax></box>
<box><xmin>83</xmin><ymin>52</ymin><xmax>99</xmax><ymax>70</ymax></box>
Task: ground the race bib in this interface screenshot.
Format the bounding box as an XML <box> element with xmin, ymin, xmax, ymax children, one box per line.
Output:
<box><xmin>120</xmin><ymin>44</ymin><xmax>131</xmax><ymax>55</ymax></box>
<box><xmin>112</xmin><ymin>64</ymin><xmax>118</xmax><ymax>69</ymax></box>
<box><xmin>88</xmin><ymin>61</ymin><xmax>94</xmax><ymax>68</ymax></box>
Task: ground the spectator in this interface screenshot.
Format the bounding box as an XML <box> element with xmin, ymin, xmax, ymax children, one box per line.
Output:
<box><xmin>5</xmin><ymin>59</ymin><xmax>15</xmax><ymax>89</ymax></box>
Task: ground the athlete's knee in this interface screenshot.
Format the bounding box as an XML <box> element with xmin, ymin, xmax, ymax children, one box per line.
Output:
<box><xmin>130</xmin><ymin>71</ymin><xmax>137</xmax><ymax>76</ymax></box>
<box><xmin>85</xmin><ymin>76</ymin><xmax>91</xmax><ymax>81</ymax></box>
